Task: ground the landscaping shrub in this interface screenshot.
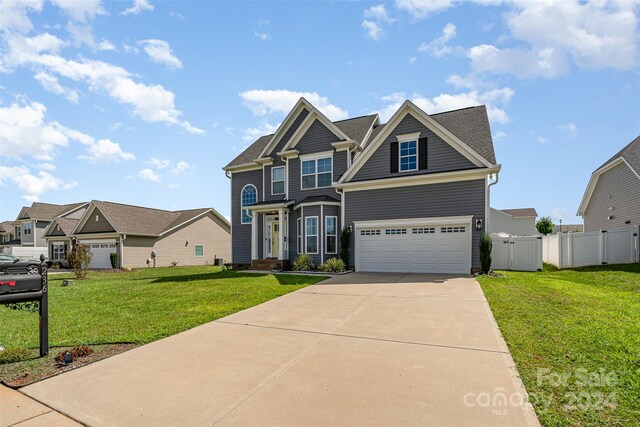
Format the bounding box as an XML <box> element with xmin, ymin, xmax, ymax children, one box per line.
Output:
<box><xmin>67</xmin><ymin>244</ymin><xmax>92</xmax><ymax>278</ymax></box>
<box><xmin>51</xmin><ymin>262</ymin><xmax>60</xmax><ymax>269</ymax></box>
<box><xmin>320</xmin><ymin>257</ymin><xmax>346</xmax><ymax>273</ymax></box>
<box><xmin>0</xmin><ymin>347</ymin><xmax>31</xmax><ymax>364</ymax></box>
<box><xmin>536</xmin><ymin>216</ymin><xmax>555</xmax><ymax>235</ymax></box>
<box><xmin>293</xmin><ymin>254</ymin><xmax>315</xmax><ymax>271</ymax></box>
<box><xmin>54</xmin><ymin>346</ymin><xmax>94</xmax><ymax>364</ymax></box>
<box><xmin>340</xmin><ymin>227</ymin><xmax>351</xmax><ymax>266</ymax></box>
<box><xmin>222</xmin><ymin>263</ymin><xmax>233</xmax><ymax>271</ymax></box>
<box><xmin>110</xmin><ymin>252</ymin><xmax>119</xmax><ymax>269</ymax></box>
<box><xmin>479</xmin><ymin>233</ymin><xmax>492</xmax><ymax>274</ymax></box>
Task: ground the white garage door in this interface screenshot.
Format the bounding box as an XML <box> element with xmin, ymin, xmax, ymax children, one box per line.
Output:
<box><xmin>356</xmin><ymin>223</ymin><xmax>470</xmax><ymax>274</ymax></box>
<box><xmin>79</xmin><ymin>240</ymin><xmax>117</xmax><ymax>269</ymax></box>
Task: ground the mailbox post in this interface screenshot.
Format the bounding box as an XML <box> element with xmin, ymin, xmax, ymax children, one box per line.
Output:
<box><xmin>0</xmin><ymin>254</ymin><xmax>49</xmax><ymax>357</ymax></box>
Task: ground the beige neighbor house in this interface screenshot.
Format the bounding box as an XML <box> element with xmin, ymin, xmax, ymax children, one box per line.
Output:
<box><xmin>15</xmin><ymin>202</ymin><xmax>89</xmax><ymax>247</ymax></box>
<box><xmin>578</xmin><ymin>135</ymin><xmax>640</xmax><ymax>232</ymax></box>
<box><xmin>0</xmin><ymin>221</ymin><xmax>19</xmax><ymax>248</ymax></box>
<box><xmin>44</xmin><ymin>200</ymin><xmax>231</xmax><ymax>269</ymax></box>
<box><xmin>489</xmin><ymin>208</ymin><xmax>538</xmax><ymax>235</ymax></box>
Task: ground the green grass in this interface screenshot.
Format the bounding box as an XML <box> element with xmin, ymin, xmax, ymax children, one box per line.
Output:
<box><xmin>477</xmin><ymin>264</ymin><xmax>640</xmax><ymax>427</ymax></box>
<box><xmin>0</xmin><ymin>266</ymin><xmax>325</xmax><ymax>354</ymax></box>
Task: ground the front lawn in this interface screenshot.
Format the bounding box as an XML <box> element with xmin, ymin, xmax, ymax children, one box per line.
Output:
<box><xmin>477</xmin><ymin>264</ymin><xmax>640</xmax><ymax>427</ymax></box>
<box><xmin>0</xmin><ymin>267</ymin><xmax>324</xmax><ymax>370</ymax></box>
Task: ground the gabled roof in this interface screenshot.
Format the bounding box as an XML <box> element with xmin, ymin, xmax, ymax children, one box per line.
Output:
<box><xmin>577</xmin><ymin>135</ymin><xmax>640</xmax><ymax>216</ymax></box>
<box><xmin>73</xmin><ymin>201</ymin><xmax>230</xmax><ymax>236</ymax></box>
<box><xmin>16</xmin><ymin>202</ymin><xmax>88</xmax><ymax>221</ymax></box>
<box><xmin>334</xmin><ymin>115</ymin><xmax>378</xmax><ymax>145</ymax></box>
<box><xmin>49</xmin><ymin>217</ymin><xmax>80</xmax><ymax>236</ymax></box>
<box><xmin>500</xmin><ymin>208</ymin><xmax>538</xmax><ymax>218</ymax></box>
<box><xmin>0</xmin><ymin>221</ymin><xmax>17</xmax><ymax>234</ymax></box>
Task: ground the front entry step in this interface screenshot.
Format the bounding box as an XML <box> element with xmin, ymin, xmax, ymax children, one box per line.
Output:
<box><xmin>251</xmin><ymin>259</ymin><xmax>289</xmax><ymax>271</ymax></box>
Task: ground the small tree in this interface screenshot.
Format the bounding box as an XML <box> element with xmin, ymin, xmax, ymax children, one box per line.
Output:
<box><xmin>536</xmin><ymin>216</ymin><xmax>555</xmax><ymax>236</ymax></box>
<box><xmin>479</xmin><ymin>233</ymin><xmax>492</xmax><ymax>274</ymax></box>
<box><xmin>67</xmin><ymin>244</ymin><xmax>92</xmax><ymax>278</ymax></box>
<box><xmin>109</xmin><ymin>252</ymin><xmax>119</xmax><ymax>269</ymax></box>
<box><xmin>340</xmin><ymin>226</ymin><xmax>352</xmax><ymax>267</ymax></box>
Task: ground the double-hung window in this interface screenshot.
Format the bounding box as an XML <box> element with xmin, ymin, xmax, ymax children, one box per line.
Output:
<box><xmin>52</xmin><ymin>243</ymin><xmax>66</xmax><ymax>261</ymax></box>
<box><xmin>305</xmin><ymin>217</ymin><xmax>318</xmax><ymax>253</ymax></box>
<box><xmin>194</xmin><ymin>244</ymin><xmax>204</xmax><ymax>257</ymax></box>
<box><xmin>325</xmin><ymin>216</ymin><xmax>337</xmax><ymax>254</ymax></box>
<box><xmin>271</xmin><ymin>166</ymin><xmax>285</xmax><ymax>195</ymax></box>
<box><xmin>301</xmin><ymin>157</ymin><xmax>332</xmax><ymax>189</ymax></box>
<box><xmin>297</xmin><ymin>217</ymin><xmax>303</xmax><ymax>253</ymax></box>
<box><xmin>22</xmin><ymin>222</ymin><xmax>32</xmax><ymax>235</ymax></box>
<box><xmin>399</xmin><ymin>140</ymin><xmax>418</xmax><ymax>172</ymax></box>
<box><xmin>241</xmin><ymin>185</ymin><xmax>257</xmax><ymax>224</ymax></box>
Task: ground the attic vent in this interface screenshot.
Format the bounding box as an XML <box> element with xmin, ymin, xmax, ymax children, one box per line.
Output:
<box><xmin>96</xmin><ymin>215</ymin><xmax>99</xmax><ymax>222</ymax></box>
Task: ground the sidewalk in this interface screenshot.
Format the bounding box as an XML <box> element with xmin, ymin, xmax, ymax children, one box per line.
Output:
<box><xmin>0</xmin><ymin>385</ymin><xmax>80</xmax><ymax>427</ymax></box>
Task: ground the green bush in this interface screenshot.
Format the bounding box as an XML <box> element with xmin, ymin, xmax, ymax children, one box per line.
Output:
<box><xmin>51</xmin><ymin>262</ymin><xmax>60</xmax><ymax>269</ymax></box>
<box><xmin>0</xmin><ymin>347</ymin><xmax>31</xmax><ymax>364</ymax></box>
<box><xmin>222</xmin><ymin>263</ymin><xmax>233</xmax><ymax>271</ymax></box>
<box><xmin>67</xmin><ymin>244</ymin><xmax>92</xmax><ymax>279</ymax></box>
<box><xmin>340</xmin><ymin>227</ymin><xmax>351</xmax><ymax>266</ymax></box>
<box><xmin>320</xmin><ymin>257</ymin><xmax>346</xmax><ymax>273</ymax></box>
<box><xmin>536</xmin><ymin>216</ymin><xmax>555</xmax><ymax>235</ymax></box>
<box><xmin>293</xmin><ymin>254</ymin><xmax>315</xmax><ymax>271</ymax></box>
<box><xmin>480</xmin><ymin>233</ymin><xmax>493</xmax><ymax>274</ymax></box>
<box><xmin>110</xmin><ymin>252</ymin><xmax>119</xmax><ymax>269</ymax></box>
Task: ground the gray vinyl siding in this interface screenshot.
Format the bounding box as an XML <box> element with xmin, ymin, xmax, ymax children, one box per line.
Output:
<box><xmin>584</xmin><ymin>162</ymin><xmax>640</xmax><ymax>232</ymax></box>
<box><xmin>78</xmin><ymin>209</ymin><xmax>115</xmax><ymax>234</ymax></box>
<box><xmin>270</xmin><ymin>108</ymin><xmax>309</xmax><ymax>155</ymax></box>
<box><xmin>20</xmin><ymin>222</ymin><xmax>33</xmax><ymax>245</ymax></box>
<box><xmin>63</xmin><ymin>206</ymin><xmax>87</xmax><ymax>219</ymax></box>
<box><xmin>296</xmin><ymin>119</ymin><xmax>342</xmax><ymax>154</ymax></box>
<box><xmin>352</xmin><ymin>113</ymin><xmax>478</xmax><ymax>182</ymax></box>
<box><xmin>344</xmin><ymin>179</ymin><xmax>486</xmax><ymax>270</ymax></box>
<box><xmin>289</xmin><ymin>208</ymin><xmax>299</xmax><ymax>262</ymax></box>
<box><xmin>34</xmin><ymin>221</ymin><xmax>48</xmax><ymax>247</ymax></box>
<box><xmin>231</xmin><ymin>169</ymin><xmax>263</xmax><ymax>264</ymax></box>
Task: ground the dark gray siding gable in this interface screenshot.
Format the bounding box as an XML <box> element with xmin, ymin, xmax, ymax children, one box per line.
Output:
<box><xmin>270</xmin><ymin>109</ymin><xmax>309</xmax><ymax>156</ymax></box>
<box><xmin>344</xmin><ymin>179</ymin><xmax>486</xmax><ymax>269</ymax></box>
<box><xmin>584</xmin><ymin>162</ymin><xmax>640</xmax><ymax>231</ymax></box>
<box><xmin>295</xmin><ymin>119</ymin><xmax>342</xmax><ymax>154</ymax></box>
<box><xmin>352</xmin><ymin>113</ymin><xmax>478</xmax><ymax>182</ymax></box>
<box><xmin>231</xmin><ymin>169</ymin><xmax>263</xmax><ymax>264</ymax></box>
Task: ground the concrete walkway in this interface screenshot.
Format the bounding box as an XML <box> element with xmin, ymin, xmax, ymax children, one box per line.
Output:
<box><xmin>0</xmin><ymin>385</ymin><xmax>80</xmax><ymax>427</ymax></box>
<box><xmin>20</xmin><ymin>273</ymin><xmax>539</xmax><ymax>426</ymax></box>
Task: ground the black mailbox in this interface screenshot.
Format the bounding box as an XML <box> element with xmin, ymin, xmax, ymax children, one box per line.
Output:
<box><xmin>0</xmin><ymin>256</ymin><xmax>49</xmax><ymax>356</ymax></box>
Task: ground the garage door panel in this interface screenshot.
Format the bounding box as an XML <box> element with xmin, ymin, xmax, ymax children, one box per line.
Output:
<box><xmin>79</xmin><ymin>240</ymin><xmax>116</xmax><ymax>269</ymax></box>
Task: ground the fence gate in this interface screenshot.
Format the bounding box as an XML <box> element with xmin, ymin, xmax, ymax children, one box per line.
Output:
<box><xmin>492</xmin><ymin>236</ymin><xmax>543</xmax><ymax>272</ymax></box>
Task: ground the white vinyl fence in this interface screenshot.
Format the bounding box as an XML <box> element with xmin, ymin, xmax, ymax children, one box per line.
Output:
<box><xmin>2</xmin><ymin>246</ymin><xmax>48</xmax><ymax>260</ymax></box>
<box><xmin>491</xmin><ymin>235</ymin><xmax>543</xmax><ymax>272</ymax></box>
<box><xmin>543</xmin><ymin>225</ymin><xmax>639</xmax><ymax>268</ymax></box>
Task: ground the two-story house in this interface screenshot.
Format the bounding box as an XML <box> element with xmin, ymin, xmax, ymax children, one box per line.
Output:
<box><xmin>15</xmin><ymin>202</ymin><xmax>89</xmax><ymax>248</ymax></box>
<box><xmin>224</xmin><ymin>98</ymin><xmax>500</xmax><ymax>274</ymax></box>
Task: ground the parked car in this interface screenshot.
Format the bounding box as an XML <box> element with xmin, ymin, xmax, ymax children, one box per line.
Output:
<box><xmin>0</xmin><ymin>254</ymin><xmax>41</xmax><ymax>274</ymax></box>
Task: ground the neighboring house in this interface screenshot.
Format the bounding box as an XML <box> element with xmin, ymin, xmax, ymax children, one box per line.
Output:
<box><xmin>489</xmin><ymin>208</ymin><xmax>538</xmax><ymax>235</ymax></box>
<box><xmin>578</xmin><ymin>136</ymin><xmax>640</xmax><ymax>232</ymax></box>
<box><xmin>44</xmin><ymin>200</ymin><xmax>231</xmax><ymax>269</ymax></box>
<box><xmin>0</xmin><ymin>221</ymin><xmax>20</xmax><ymax>249</ymax></box>
<box><xmin>15</xmin><ymin>202</ymin><xmax>89</xmax><ymax>247</ymax></box>
<box><xmin>553</xmin><ymin>224</ymin><xmax>583</xmax><ymax>234</ymax></box>
<box><xmin>223</xmin><ymin>97</ymin><xmax>500</xmax><ymax>274</ymax></box>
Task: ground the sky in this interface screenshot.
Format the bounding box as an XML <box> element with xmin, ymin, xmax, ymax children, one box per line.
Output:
<box><xmin>0</xmin><ymin>0</ymin><xmax>638</xmax><ymax>225</ymax></box>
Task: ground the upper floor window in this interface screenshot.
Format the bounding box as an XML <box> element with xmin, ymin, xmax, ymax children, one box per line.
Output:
<box><xmin>301</xmin><ymin>157</ymin><xmax>332</xmax><ymax>189</ymax></box>
<box><xmin>241</xmin><ymin>185</ymin><xmax>257</xmax><ymax>224</ymax></box>
<box><xmin>22</xmin><ymin>222</ymin><xmax>32</xmax><ymax>235</ymax></box>
<box><xmin>399</xmin><ymin>140</ymin><xmax>418</xmax><ymax>172</ymax></box>
<box><xmin>272</xmin><ymin>166</ymin><xmax>285</xmax><ymax>195</ymax></box>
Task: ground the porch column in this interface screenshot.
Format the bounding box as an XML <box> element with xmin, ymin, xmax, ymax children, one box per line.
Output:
<box><xmin>278</xmin><ymin>208</ymin><xmax>285</xmax><ymax>260</ymax></box>
<box><xmin>251</xmin><ymin>212</ymin><xmax>258</xmax><ymax>261</ymax></box>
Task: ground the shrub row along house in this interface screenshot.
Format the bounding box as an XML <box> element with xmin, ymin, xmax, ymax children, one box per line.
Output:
<box><xmin>224</xmin><ymin>98</ymin><xmax>500</xmax><ymax>274</ymax></box>
<box><xmin>2</xmin><ymin>200</ymin><xmax>230</xmax><ymax>269</ymax></box>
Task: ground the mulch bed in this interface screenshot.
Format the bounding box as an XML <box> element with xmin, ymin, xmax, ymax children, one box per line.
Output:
<box><xmin>0</xmin><ymin>343</ymin><xmax>136</xmax><ymax>388</ymax></box>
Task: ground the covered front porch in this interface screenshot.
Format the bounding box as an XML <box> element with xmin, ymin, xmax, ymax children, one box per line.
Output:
<box><xmin>247</xmin><ymin>201</ymin><xmax>293</xmax><ymax>270</ymax></box>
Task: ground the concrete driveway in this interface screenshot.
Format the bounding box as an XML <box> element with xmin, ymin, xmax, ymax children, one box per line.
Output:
<box><xmin>21</xmin><ymin>273</ymin><xmax>539</xmax><ymax>426</ymax></box>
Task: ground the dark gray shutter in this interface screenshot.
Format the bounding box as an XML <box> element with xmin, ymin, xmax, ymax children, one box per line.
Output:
<box><xmin>419</xmin><ymin>137</ymin><xmax>428</xmax><ymax>170</ymax></box>
<box><xmin>390</xmin><ymin>141</ymin><xmax>398</xmax><ymax>173</ymax></box>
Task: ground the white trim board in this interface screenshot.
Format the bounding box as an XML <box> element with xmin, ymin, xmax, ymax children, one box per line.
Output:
<box><xmin>353</xmin><ymin>216</ymin><xmax>473</xmax><ymax>229</ymax></box>
<box><xmin>340</xmin><ymin>101</ymin><xmax>493</xmax><ymax>183</ymax></box>
<box><xmin>577</xmin><ymin>157</ymin><xmax>640</xmax><ymax>216</ymax></box>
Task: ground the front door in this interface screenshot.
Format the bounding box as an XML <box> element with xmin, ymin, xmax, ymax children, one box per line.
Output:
<box><xmin>271</xmin><ymin>222</ymin><xmax>279</xmax><ymax>258</ymax></box>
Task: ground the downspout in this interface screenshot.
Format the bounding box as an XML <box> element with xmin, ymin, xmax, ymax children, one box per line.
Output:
<box><xmin>225</xmin><ymin>169</ymin><xmax>232</xmax><ymax>266</ymax></box>
<box><xmin>120</xmin><ymin>234</ymin><xmax>126</xmax><ymax>269</ymax></box>
<box><xmin>486</xmin><ymin>173</ymin><xmax>499</xmax><ymax>233</ymax></box>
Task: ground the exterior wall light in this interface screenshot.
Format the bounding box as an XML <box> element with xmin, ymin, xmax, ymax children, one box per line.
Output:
<box><xmin>475</xmin><ymin>219</ymin><xmax>483</xmax><ymax>230</ymax></box>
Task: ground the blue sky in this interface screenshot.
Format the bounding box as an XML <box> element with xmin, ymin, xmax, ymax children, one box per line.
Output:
<box><xmin>1</xmin><ymin>0</ymin><xmax>638</xmax><ymax>224</ymax></box>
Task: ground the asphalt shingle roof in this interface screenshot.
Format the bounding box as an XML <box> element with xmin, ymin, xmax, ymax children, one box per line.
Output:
<box><xmin>17</xmin><ymin>202</ymin><xmax>87</xmax><ymax>221</ymax></box>
<box><xmin>54</xmin><ymin>217</ymin><xmax>80</xmax><ymax>236</ymax></box>
<box><xmin>500</xmin><ymin>208</ymin><xmax>538</xmax><ymax>217</ymax></box>
<box><xmin>334</xmin><ymin>115</ymin><xmax>378</xmax><ymax>145</ymax></box>
<box><xmin>90</xmin><ymin>201</ymin><xmax>212</xmax><ymax>236</ymax></box>
<box><xmin>0</xmin><ymin>221</ymin><xmax>16</xmax><ymax>234</ymax></box>
<box><xmin>597</xmin><ymin>135</ymin><xmax>640</xmax><ymax>174</ymax></box>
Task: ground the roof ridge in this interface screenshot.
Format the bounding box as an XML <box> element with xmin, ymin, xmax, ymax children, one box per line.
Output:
<box><xmin>93</xmin><ymin>200</ymin><xmax>208</xmax><ymax>215</ymax></box>
<box><xmin>332</xmin><ymin>114</ymin><xmax>377</xmax><ymax>123</ymax></box>
<box><xmin>429</xmin><ymin>105</ymin><xmax>483</xmax><ymax>116</ymax></box>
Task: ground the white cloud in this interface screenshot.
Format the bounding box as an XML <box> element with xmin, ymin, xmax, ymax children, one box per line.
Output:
<box><xmin>409</xmin><ymin>56</ymin><xmax>417</xmax><ymax>64</ymax></box>
<box><xmin>240</xmin><ymin>89</ymin><xmax>348</xmax><ymax>121</ymax></box>
<box><xmin>0</xmin><ymin>0</ymin><xmax>43</xmax><ymax>33</ymax></box>
<box><xmin>242</xmin><ymin>121</ymin><xmax>278</xmax><ymax>142</ymax></box>
<box><xmin>469</xmin><ymin>44</ymin><xmax>569</xmax><ymax>78</ymax></box>
<box><xmin>254</xmin><ymin>32</ymin><xmax>270</xmax><ymax>41</ymax></box>
<box><xmin>121</xmin><ymin>0</ymin><xmax>154</xmax><ymax>16</ymax></box>
<box><xmin>375</xmin><ymin>88</ymin><xmax>514</xmax><ymax>124</ymax></box>
<box><xmin>549</xmin><ymin>207</ymin><xmax>573</xmax><ymax>223</ymax></box>
<box><xmin>171</xmin><ymin>161</ymin><xmax>193</xmax><ymax>175</ymax></box>
<box><xmin>493</xmin><ymin>131</ymin><xmax>508</xmax><ymax>140</ymax></box>
<box><xmin>167</xmin><ymin>183</ymin><xmax>180</xmax><ymax>190</ymax></box>
<box><xmin>417</xmin><ymin>22</ymin><xmax>458</xmax><ymax>57</ymax></box>
<box><xmin>34</xmin><ymin>71</ymin><xmax>79</xmax><ymax>103</ymax></box>
<box><xmin>78</xmin><ymin>138</ymin><xmax>135</xmax><ymax>163</ymax></box>
<box><xmin>137</xmin><ymin>168</ymin><xmax>160</xmax><ymax>182</ymax></box>
<box><xmin>96</xmin><ymin>40</ymin><xmax>116</xmax><ymax>51</ymax></box>
<box><xmin>2</xmin><ymin>34</ymin><xmax>203</xmax><ymax>134</ymax></box>
<box><xmin>50</xmin><ymin>0</ymin><xmax>104</xmax><ymax>22</ymax></box>
<box><xmin>138</xmin><ymin>39</ymin><xmax>182</xmax><ymax>70</ymax></box>
<box><xmin>146</xmin><ymin>157</ymin><xmax>171</xmax><ymax>169</ymax></box>
<box><xmin>37</xmin><ymin>162</ymin><xmax>56</xmax><ymax>171</ymax></box>
<box><xmin>537</xmin><ymin>136</ymin><xmax>548</xmax><ymax>144</ymax></box>
<box><xmin>0</xmin><ymin>165</ymin><xmax>77</xmax><ymax>201</ymax></box>
<box><xmin>395</xmin><ymin>0</ymin><xmax>454</xmax><ymax>19</ymax></box>
<box><xmin>362</xmin><ymin>20</ymin><xmax>384</xmax><ymax>41</ymax></box>
<box><xmin>169</xmin><ymin>11</ymin><xmax>184</xmax><ymax>21</ymax></box>
<box><xmin>558</xmin><ymin>122</ymin><xmax>577</xmax><ymax>137</ymax></box>
<box><xmin>364</xmin><ymin>4</ymin><xmax>394</xmax><ymax>22</ymax></box>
